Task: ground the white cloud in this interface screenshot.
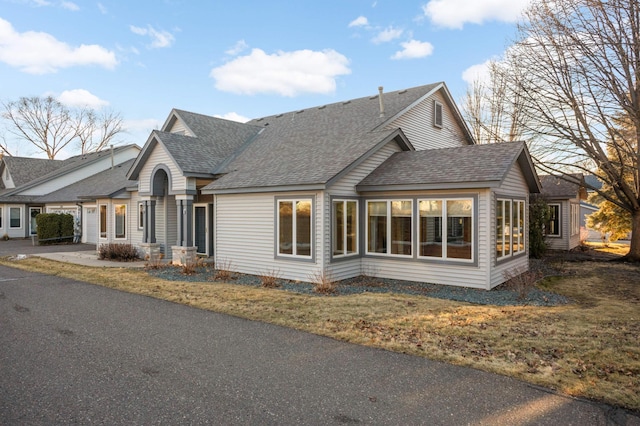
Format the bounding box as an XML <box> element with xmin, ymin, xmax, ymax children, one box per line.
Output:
<box><xmin>97</xmin><ymin>2</ymin><xmax>107</xmax><ymax>14</ymax></box>
<box><xmin>130</xmin><ymin>25</ymin><xmax>175</xmax><ymax>48</ymax></box>
<box><xmin>210</xmin><ymin>48</ymin><xmax>351</xmax><ymax>97</ymax></box>
<box><xmin>391</xmin><ymin>39</ymin><xmax>434</xmax><ymax>60</ymax></box>
<box><xmin>0</xmin><ymin>17</ymin><xmax>117</xmax><ymax>74</ymax></box>
<box><xmin>214</xmin><ymin>112</ymin><xmax>250</xmax><ymax>123</ymax></box>
<box><xmin>225</xmin><ymin>40</ymin><xmax>248</xmax><ymax>56</ymax></box>
<box><xmin>60</xmin><ymin>1</ymin><xmax>79</xmax><ymax>11</ymax></box>
<box><xmin>58</xmin><ymin>89</ymin><xmax>109</xmax><ymax>108</ymax></box>
<box><xmin>462</xmin><ymin>60</ymin><xmax>493</xmax><ymax>85</ymax></box>
<box><xmin>124</xmin><ymin>118</ymin><xmax>162</xmax><ymax>132</ymax></box>
<box><xmin>372</xmin><ymin>26</ymin><xmax>403</xmax><ymax>44</ymax></box>
<box><xmin>423</xmin><ymin>0</ymin><xmax>531</xmax><ymax>29</ymax></box>
<box><xmin>348</xmin><ymin>16</ymin><xmax>369</xmax><ymax>27</ymax></box>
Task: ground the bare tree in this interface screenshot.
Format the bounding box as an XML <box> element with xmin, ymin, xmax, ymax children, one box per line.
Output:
<box><xmin>461</xmin><ymin>60</ymin><xmax>529</xmax><ymax>144</ymax></box>
<box><xmin>1</xmin><ymin>96</ymin><xmax>124</xmax><ymax>158</ymax></box>
<box><xmin>76</xmin><ymin>108</ymin><xmax>123</xmax><ymax>154</ymax></box>
<box><xmin>499</xmin><ymin>0</ymin><xmax>640</xmax><ymax>261</ymax></box>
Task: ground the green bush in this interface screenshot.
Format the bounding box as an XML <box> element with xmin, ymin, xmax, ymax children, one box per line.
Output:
<box><xmin>98</xmin><ymin>243</ymin><xmax>140</xmax><ymax>261</ymax></box>
<box><xmin>36</xmin><ymin>213</ymin><xmax>74</xmax><ymax>245</ymax></box>
<box><xmin>529</xmin><ymin>195</ymin><xmax>551</xmax><ymax>258</ymax></box>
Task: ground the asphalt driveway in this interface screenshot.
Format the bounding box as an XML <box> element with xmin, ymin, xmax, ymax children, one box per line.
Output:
<box><xmin>0</xmin><ymin>264</ymin><xmax>637</xmax><ymax>425</ymax></box>
<box><xmin>0</xmin><ymin>238</ymin><xmax>96</xmax><ymax>256</ymax></box>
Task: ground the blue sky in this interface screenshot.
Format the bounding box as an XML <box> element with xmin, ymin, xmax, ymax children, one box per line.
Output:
<box><xmin>0</xmin><ymin>0</ymin><xmax>531</xmax><ymax>156</ymax></box>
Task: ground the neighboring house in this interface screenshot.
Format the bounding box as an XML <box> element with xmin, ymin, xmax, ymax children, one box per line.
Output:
<box><xmin>539</xmin><ymin>174</ymin><xmax>587</xmax><ymax>250</ymax></box>
<box><xmin>112</xmin><ymin>82</ymin><xmax>540</xmax><ymax>289</ymax></box>
<box><xmin>0</xmin><ymin>145</ymin><xmax>141</xmax><ymax>242</ymax></box>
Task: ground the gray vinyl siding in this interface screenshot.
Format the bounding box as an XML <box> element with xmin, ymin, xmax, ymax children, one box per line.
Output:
<box><xmin>1</xmin><ymin>204</ymin><xmax>26</xmax><ymax>239</ymax></box>
<box><xmin>490</xmin><ymin>165</ymin><xmax>531</xmax><ymax>288</ymax></box>
<box><xmin>325</xmin><ymin>141</ymin><xmax>402</xmax><ymax>280</ymax></box>
<box><xmin>545</xmin><ymin>199</ymin><xmax>581</xmax><ymax>251</ymax></box>
<box><xmin>137</xmin><ymin>144</ymin><xmax>187</xmax><ymax>194</ymax></box>
<box><xmin>18</xmin><ymin>147</ymin><xmax>139</xmax><ymax>196</ymax></box>
<box><xmin>215</xmin><ymin>191</ymin><xmax>324</xmax><ymax>282</ymax></box>
<box><xmin>358</xmin><ymin>189</ymin><xmax>491</xmax><ymax>289</ymax></box>
<box><xmin>129</xmin><ymin>192</ymin><xmax>144</xmax><ymax>250</ymax></box>
<box><xmin>165</xmin><ymin>194</ymin><xmax>178</xmax><ymax>255</ymax></box>
<box><xmin>387</xmin><ymin>91</ymin><xmax>467</xmax><ymax>151</ymax></box>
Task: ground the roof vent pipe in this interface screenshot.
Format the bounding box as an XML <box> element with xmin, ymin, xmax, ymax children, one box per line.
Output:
<box><xmin>378</xmin><ymin>86</ymin><xmax>385</xmax><ymax>118</ymax></box>
<box><xmin>110</xmin><ymin>144</ymin><xmax>114</xmax><ymax>169</ymax></box>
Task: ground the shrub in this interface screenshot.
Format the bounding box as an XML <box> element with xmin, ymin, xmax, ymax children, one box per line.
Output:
<box><xmin>504</xmin><ymin>266</ymin><xmax>542</xmax><ymax>300</ymax></box>
<box><xmin>213</xmin><ymin>258</ymin><xmax>234</xmax><ymax>281</ymax></box>
<box><xmin>309</xmin><ymin>269</ymin><xmax>337</xmax><ymax>294</ymax></box>
<box><xmin>259</xmin><ymin>268</ymin><xmax>281</xmax><ymax>288</ymax></box>
<box><xmin>36</xmin><ymin>213</ymin><xmax>74</xmax><ymax>245</ymax></box>
<box><xmin>529</xmin><ymin>195</ymin><xmax>551</xmax><ymax>258</ymax></box>
<box><xmin>144</xmin><ymin>251</ymin><xmax>165</xmax><ymax>270</ymax></box>
<box><xmin>98</xmin><ymin>243</ymin><xmax>140</xmax><ymax>262</ymax></box>
<box><xmin>180</xmin><ymin>257</ymin><xmax>205</xmax><ymax>275</ymax></box>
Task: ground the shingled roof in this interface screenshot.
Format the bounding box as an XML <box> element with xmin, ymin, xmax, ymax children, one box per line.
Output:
<box><xmin>39</xmin><ymin>159</ymin><xmax>137</xmax><ymax>202</ymax></box>
<box><xmin>539</xmin><ymin>174</ymin><xmax>587</xmax><ymax>199</ymax></box>
<box><xmin>128</xmin><ymin>114</ymin><xmax>263</xmax><ymax>179</ymax></box>
<box><xmin>1</xmin><ymin>157</ymin><xmax>62</xmax><ymax>189</ymax></box>
<box><xmin>356</xmin><ymin>141</ymin><xmax>541</xmax><ymax>192</ymax></box>
<box><xmin>203</xmin><ymin>84</ymin><xmax>454</xmax><ymax>192</ymax></box>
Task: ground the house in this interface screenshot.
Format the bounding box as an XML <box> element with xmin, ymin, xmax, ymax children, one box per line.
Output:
<box><xmin>111</xmin><ymin>82</ymin><xmax>540</xmax><ymax>289</ymax></box>
<box><xmin>0</xmin><ymin>145</ymin><xmax>140</xmax><ymax>242</ymax></box>
<box><xmin>539</xmin><ymin>174</ymin><xmax>587</xmax><ymax>250</ymax></box>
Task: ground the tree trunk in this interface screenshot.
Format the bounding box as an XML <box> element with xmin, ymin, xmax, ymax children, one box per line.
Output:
<box><xmin>622</xmin><ymin>210</ymin><xmax>640</xmax><ymax>262</ymax></box>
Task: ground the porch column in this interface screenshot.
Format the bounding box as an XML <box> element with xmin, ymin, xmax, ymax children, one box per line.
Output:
<box><xmin>147</xmin><ymin>199</ymin><xmax>156</xmax><ymax>244</ymax></box>
<box><xmin>175</xmin><ymin>195</ymin><xmax>194</xmax><ymax>247</ymax></box>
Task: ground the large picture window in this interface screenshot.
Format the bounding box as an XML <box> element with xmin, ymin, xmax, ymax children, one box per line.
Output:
<box><xmin>114</xmin><ymin>204</ymin><xmax>126</xmax><ymax>239</ymax></box>
<box><xmin>9</xmin><ymin>207</ymin><xmax>21</xmax><ymax>229</ymax></box>
<box><xmin>366</xmin><ymin>200</ymin><xmax>412</xmax><ymax>256</ymax></box>
<box><xmin>333</xmin><ymin>200</ymin><xmax>358</xmax><ymax>257</ymax></box>
<box><xmin>497</xmin><ymin>198</ymin><xmax>525</xmax><ymax>260</ymax></box>
<box><xmin>419</xmin><ymin>198</ymin><xmax>473</xmax><ymax>261</ymax></box>
<box><xmin>277</xmin><ymin>199</ymin><xmax>312</xmax><ymax>258</ymax></box>
<box><xmin>546</xmin><ymin>204</ymin><xmax>561</xmax><ymax>237</ymax></box>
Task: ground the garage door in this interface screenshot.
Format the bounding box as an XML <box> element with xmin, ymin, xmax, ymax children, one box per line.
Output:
<box><xmin>83</xmin><ymin>206</ymin><xmax>98</xmax><ymax>244</ymax></box>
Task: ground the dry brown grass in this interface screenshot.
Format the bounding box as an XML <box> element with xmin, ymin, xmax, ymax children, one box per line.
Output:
<box><xmin>259</xmin><ymin>268</ymin><xmax>281</xmax><ymax>288</ymax></box>
<box><xmin>584</xmin><ymin>241</ymin><xmax>630</xmax><ymax>256</ymax></box>
<box><xmin>1</xmin><ymin>255</ymin><xmax>638</xmax><ymax>412</ymax></box>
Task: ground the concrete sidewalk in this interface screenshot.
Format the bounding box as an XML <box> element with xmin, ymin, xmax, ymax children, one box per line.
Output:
<box><xmin>0</xmin><ymin>239</ymin><xmax>146</xmax><ymax>268</ymax></box>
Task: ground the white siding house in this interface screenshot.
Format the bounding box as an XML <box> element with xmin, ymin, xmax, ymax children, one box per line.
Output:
<box><xmin>539</xmin><ymin>175</ymin><xmax>587</xmax><ymax>251</ymax></box>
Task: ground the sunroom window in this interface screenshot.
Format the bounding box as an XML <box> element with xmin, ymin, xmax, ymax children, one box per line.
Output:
<box><xmin>366</xmin><ymin>200</ymin><xmax>412</xmax><ymax>256</ymax></box>
<box><xmin>333</xmin><ymin>200</ymin><xmax>358</xmax><ymax>257</ymax></box>
<box><xmin>278</xmin><ymin>199</ymin><xmax>312</xmax><ymax>258</ymax></box>
<box><xmin>419</xmin><ymin>198</ymin><xmax>473</xmax><ymax>261</ymax></box>
<box><xmin>497</xmin><ymin>198</ymin><xmax>525</xmax><ymax>260</ymax></box>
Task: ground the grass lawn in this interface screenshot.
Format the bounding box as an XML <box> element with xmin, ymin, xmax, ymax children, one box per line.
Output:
<box><xmin>1</xmin><ymin>249</ymin><xmax>638</xmax><ymax>412</ymax></box>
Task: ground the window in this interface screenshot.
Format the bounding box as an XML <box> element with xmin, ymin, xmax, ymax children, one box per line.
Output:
<box><xmin>419</xmin><ymin>198</ymin><xmax>473</xmax><ymax>261</ymax></box>
<box><xmin>367</xmin><ymin>200</ymin><xmax>412</xmax><ymax>256</ymax></box>
<box><xmin>496</xmin><ymin>198</ymin><xmax>525</xmax><ymax>260</ymax></box>
<box><xmin>332</xmin><ymin>200</ymin><xmax>358</xmax><ymax>257</ymax></box>
<box><xmin>546</xmin><ymin>204</ymin><xmax>561</xmax><ymax>237</ymax></box>
<box><xmin>571</xmin><ymin>203</ymin><xmax>580</xmax><ymax>235</ymax></box>
<box><xmin>277</xmin><ymin>199</ymin><xmax>312</xmax><ymax>258</ymax></box>
<box><xmin>99</xmin><ymin>204</ymin><xmax>107</xmax><ymax>239</ymax></box>
<box><xmin>0</xmin><ymin>207</ymin><xmax>3</xmax><ymax>228</ymax></box>
<box><xmin>138</xmin><ymin>202</ymin><xmax>145</xmax><ymax>230</ymax></box>
<box><xmin>9</xmin><ymin>207</ymin><xmax>21</xmax><ymax>228</ymax></box>
<box><xmin>114</xmin><ymin>204</ymin><xmax>126</xmax><ymax>239</ymax></box>
<box><xmin>434</xmin><ymin>100</ymin><xmax>443</xmax><ymax>128</ymax></box>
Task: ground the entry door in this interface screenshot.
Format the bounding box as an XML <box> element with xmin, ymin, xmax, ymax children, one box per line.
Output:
<box><xmin>83</xmin><ymin>206</ymin><xmax>98</xmax><ymax>244</ymax></box>
<box><xmin>194</xmin><ymin>205</ymin><xmax>208</xmax><ymax>255</ymax></box>
<box><xmin>29</xmin><ymin>207</ymin><xmax>41</xmax><ymax>236</ymax></box>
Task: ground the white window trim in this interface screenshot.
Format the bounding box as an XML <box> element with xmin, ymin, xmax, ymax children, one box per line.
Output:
<box><xmin>138</xmin><ymin>202</ymin><xmax>145</xmax><ymax>230</ymax></box>
<box><xmin>9</xmin><ymin>206</ymin><xmax>22</xmax><ymax>229</ymax></box>
<box><xmin>99</xmin><ymin>204</ymin><xmax>108</xmax><ymax>240</ymax></box>
<box><xmin>276</xmin><ymin>198</ymin><xmax>314</xmax><ymax>259</ymax></box>
<box><xmin>114</xmin><ymin>204</ymin><xmax>127</xmax><ymax>240</ymax></box>
<box><xmin>433</xmin><ymin>100</ymin><xmax>443</xmax><ymax>128</ymax></box>
<box><xmin>332</xmin><ymin>199</ymin><xmax>359</xmax><ymax>258</ymax></box>
<box><xmin>497</xmin><ymin>198</ymin><xmax>526</xmax><ymax>261</ymax></box>
<box><xmin>547</xmin><ymin>203</ymin><xmax>561</xmax><ymax>237</ymax></box>
<box><xmin>365</xmin><ymin>199</ymin><xmax>413</xmax><ymax>258</ymax></box>
<box><xmin>418</xmin><ymin>198</ymin><xmax>475</xmax><ymax>263</ymax></box>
